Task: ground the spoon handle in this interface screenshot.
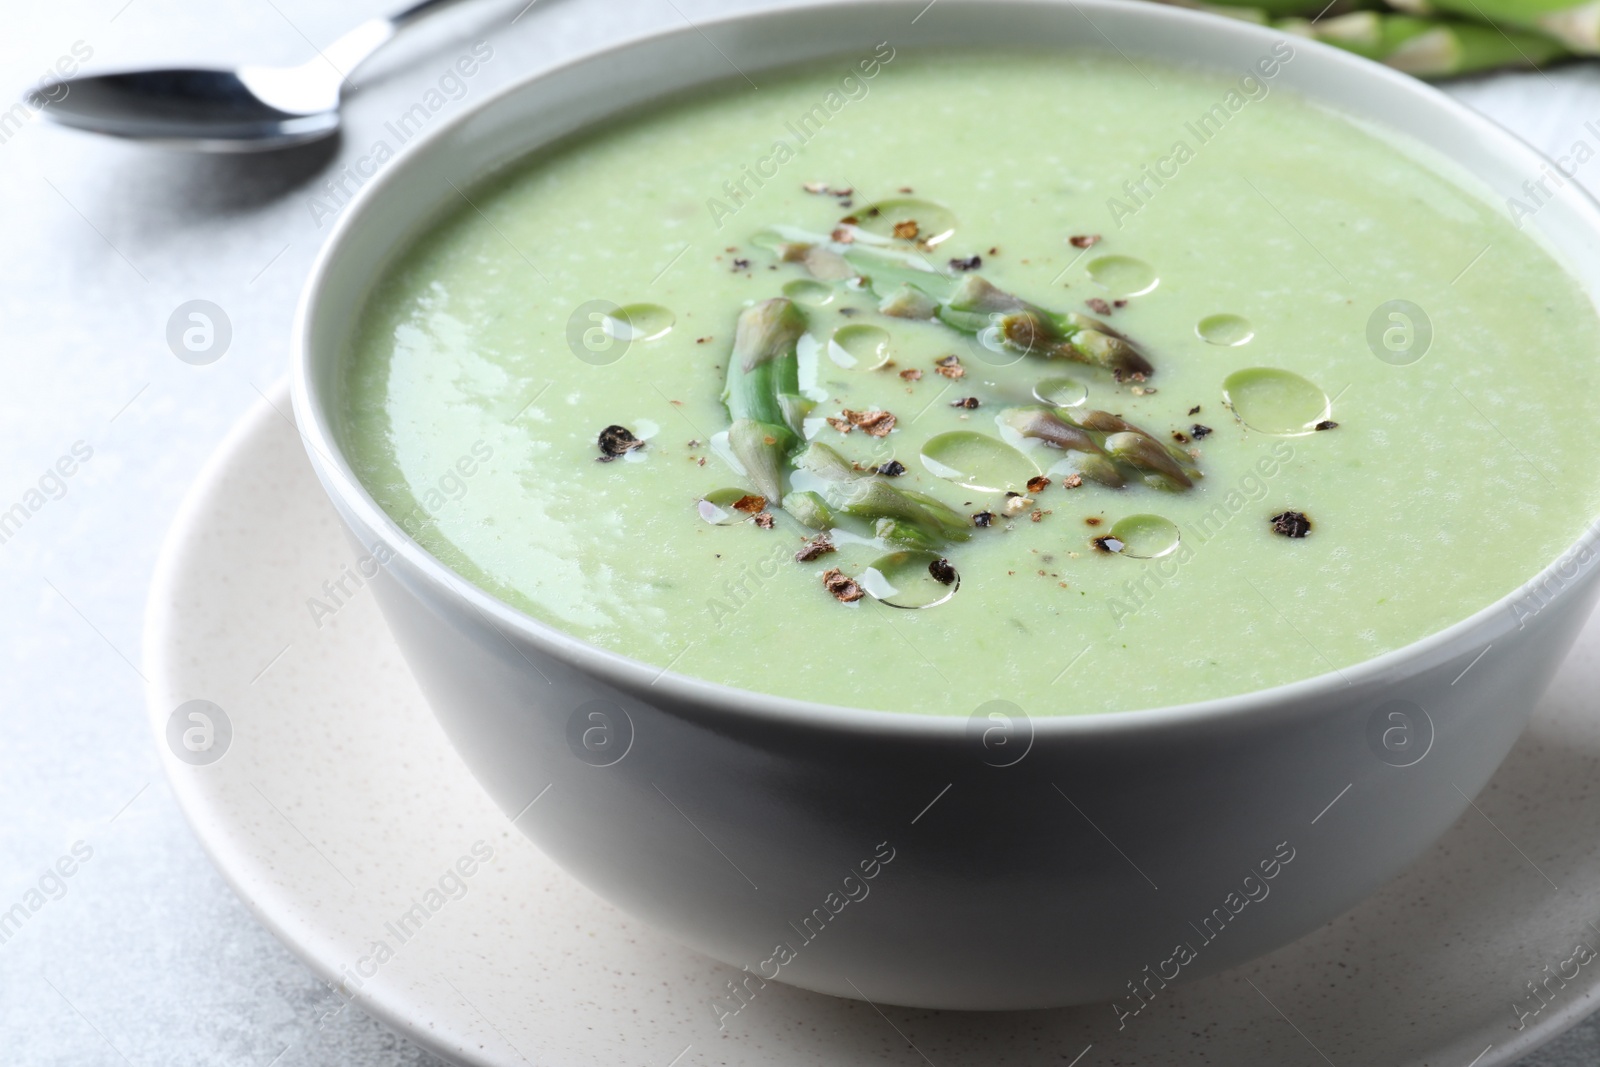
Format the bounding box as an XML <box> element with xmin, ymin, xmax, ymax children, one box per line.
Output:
<box><xmin>388</xmin><ymin>0</ymin><xmax>483</xmax><ymax>30</ymax></box>
<box><xmin>323</xmin><ymin>0</ymin><xmax>490</xmax><ymax>84</ymax></box>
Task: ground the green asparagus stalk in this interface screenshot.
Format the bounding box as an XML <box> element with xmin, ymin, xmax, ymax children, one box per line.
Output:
<box><xmin>872</xmin><ymin>518</ymin><xmax>945</xmax><ymax>552</ymax></box>
<box><xmin>774</xmin><ymin>232</ymin><xmax>1159</xmax><ymax>378</ymax></box>
<box><xmin>1379</xmin><ymin>3</ymin><xmax>1584</xmax><ymax>57</ymax></box>
<box><xmin>782</xmin><ymin>490</ymin><xmax>836</xmax><ymax>530</ymax></box>
<box><xmin>1278</xmin><ymin>10</ymin><xmax>1571</xmax><ymax>71</ymax></box>
<box><xmin>723</xmin><ymin>298</ymin><xmax>808</xmax><ymax>435</ymax></box>
<box><xmin>838</xmin><ymin>479</ymin><xmax>973</xmax><ymax>548</ymax></box>
<box><xmin>728</xmin><ymin>418</ymin><xmax>792</xmax><ymax>504</ymax></box>
<box><xmin>1148</xmin><ymin>0</ymin><xmax>1573</xmax><ymax>71</ymax></box>
<box><xmin>898</xmin><ymin>486</ymin><xmax>983</xmax><ymax>537</ymax></box>
<box><xmin>1155</xmin><ymin>0</ymin><xmax>1347</xmax><ymax>17</ymax></box>
<box><xmin>779</xmin><ymin>242</ymin><xmax>857</xmax><ymax>281</ymax></box>
<box><xmin>878</xmin><ymin>283</ymin><xmax>942</xmax><ymax>320</ymax></box>
<box><xmin>723</xmin><ymin>299</ymin><xmax>809</xmax><ymax>502</ymax></box>
<box><xmin>941</xmin><ymin>276</ymin><xmax>1155</xmax><ymax>378</ymax></box>
<box><xmin>1104</xmin><ymin>432</ymin><xmax>1196</xmax><ymax>489</ymax></box>
<box><xmin>793</xmin><ymin>441</ymin><xmax>862</xmax><ymax>482</ymax></box>
<box><xmin>1002</xmin><ymin>406</ymin><xmax>1199</xmax><ymax>491</ymax></box>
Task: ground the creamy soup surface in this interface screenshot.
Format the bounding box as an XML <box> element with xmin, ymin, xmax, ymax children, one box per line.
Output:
<box><xmin>338</xmin><ymin>49</ymin><xmax>1600</xmax><ymax>715</ymax></box>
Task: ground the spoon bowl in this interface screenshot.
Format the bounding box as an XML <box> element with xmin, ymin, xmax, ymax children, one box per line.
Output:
<box><xmin>27</xmin><ymin>68</ymin><xmax>341</xmax><ymax>152</ymax></box>
<box><xmin>25</xmin><ymin>0</ymin><xmax>468</xmax><ymax>152</ymax></box>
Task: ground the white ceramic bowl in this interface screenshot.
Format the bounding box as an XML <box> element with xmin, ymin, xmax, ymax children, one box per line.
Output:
<box><xmin>291</xmin><ymin>0</ymin><xmax>1600</xmax><ymax>1010</ymax></box>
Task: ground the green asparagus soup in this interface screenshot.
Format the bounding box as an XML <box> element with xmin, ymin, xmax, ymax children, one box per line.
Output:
<box><xmin>337</xmin><ymin>48</ymin><xmax>1600</xmax><ymax>716</ymax></box>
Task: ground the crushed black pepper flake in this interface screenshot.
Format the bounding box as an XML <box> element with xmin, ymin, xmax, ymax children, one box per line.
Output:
<box><xmin>830</xmin><ymin>226</ymin><xmax>856</xmax><ymax>244</ymax></box>
<box><xmin>822</xmin><ymin>567</ymin><xmax>864</xmax><ymax>603</ymax></box>
<box><xmin>696</xmin><ymin>336</ymin><xmax>712</xmax><ymax>344</ymax></box>
<box><xmin>951</xmin><ymin>396</ymin><xmax>980</xmax><ymax>409</ymax></box>
<box><xmin>1091</xmin><ymin>535</ymin><xmax>1125</xmax><ymax>553</ymax></box>
<box><xmin>1191</xmin><ymin>424</ymin><xmax>1214</xmax><ymax>439</ymax></box>
<box><xmin>753</xmin><ymin>511</ymin><xmax>776</xmax><ymax>529</ymax></box>
<box><xmin>877</xmin><ymin>459</ymin><xmax>907</xmax><ymax>477</ymax></box>
<box><xmin>596</xmin><ymin>424</ymin><xmax>645</xmax><ymax>461</ymax></box>
<box><xmin>949</xmin><ymin>254</ymin><xmax>983</xmax><ymax>272</ymax></box>
<box><xmin>1085</xmin><ymin>297</ymin><xmax>1113</xmax><ymax>315</ymax></box>
<box><xmin>899</xmin><ymin>368</ymin><xmax>923</xmax><ymax>382</ymax></box>
<box><xmin>1188</xmin><ymin>405</ymin><xmax>1202</xmax><ymax>415</ymax></box>
<box><xmin>1069</xmin><ymin>234</ymin><xmax>1102</xmax><ymax>249</ymax></box>
<box><xmin>928</xmin><ymin>558</ymin><xmax>957</xmax><ymax>585</ymax></box>
<box><xmin>892</xmin><ymin>219</ymin><xmax>920</xmax><ymax>240</ymax></box>
<box><xmin>934</xmin><ymin>354</ymin><xmax>966</xmax><ymax>379</ymax></box>
<box><xmin>972</xmin><ymin>511</ymin><xmax>995</xmax><ymax>528</ymax></box>
<box><xmin>732</xmin><ymin>258</ymin><xmax>750</xmax><ymax>270</ymax></box>
<box><xmin>1026</xmin><ymin>475</ymin><xmax>1051</xmax><ymax>493</ymax></box>
<box><xmin>1172</xmin><ymin>430</ymin><xmax>1190</xmax><ymax>444</ymax></box>
<box><xmin>1030</xmin><ymin>509</ymin><xmax>1044</xmax><ymax>522</ymax></box>
<box><xmin>839</xmin><ymin>307</ymin><xmax>860</xmax><ymax>317</ymax></box>
<box><xmin>731</xmin><ymin>494</ymin><xmax>767</xmax><ymax>514</ymax></box>
<box><xmin>1062</xmin><ymin>474</ymin><xmax>1084</xmax><ymax>489</ymax></box>
<box><xmin>1271</xmin><ymin>511</ymin><xmax>1312</xmax><ymax>538</ymax></box>
<box><xmin>898</xmin><ymin>186</ymin><xmax>914</xmax><ymax>194</ymax></box>
<box><xmin>796</xmin><ymin>535</ymin><xmax>835</xmax><ymax>562</ymax></box>
<box><xmin>1113</xmin><ymin>299</ymin><xmax>1128</xmax><ymax>309</ymax></box>
<box><xmin>1315</xmin><ymin>420</ymin><xmax>1339</xmax><ymax>431</ymax></box>
<box><xmin>842</xmin><ymin>408</ymin><xmax>897</xmax><ymax>436</ymax></box>
<box><xmin>1085</xmin><ymin>516</ymin><xmax>1102</xmax><ymax>526</ymax></box>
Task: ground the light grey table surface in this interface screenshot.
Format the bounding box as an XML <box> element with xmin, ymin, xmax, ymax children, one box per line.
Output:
<box><xmin>4</xmin><ymin>1</ymin><xmax>1600</xmax><ymax>1063</ymax></box>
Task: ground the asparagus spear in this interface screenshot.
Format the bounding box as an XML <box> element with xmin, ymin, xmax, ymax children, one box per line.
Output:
<box><xmin>1379</xmin><ymin>1</ymin><xmax>1586</xmax><ymax>56</ymax></box>
<box><xmin>872</xmin><ymin>272</ymin><xmax>1155</xmax><ymax>377</ymax></box>
<box><xmin>723</xmin><ymin>299</ymin><xmax>808</xmax><ymax>502</ymax></box>
<box><xmin>879</xmin><ymin>283</ymin><xmax>942</xmax><ymax>320</ymax></box>
<box><xmin>838</xmin><ymin>479</ymin><xmax>973</xmax><ymax>548</ymax></box>
<box><xmin>1278</xmin><ymin>10</ymin><xmax>1571</xmax><ymax>71</ymax></box>
<box><xmin>874</xmin><ymin>265</ymin><xmax>1156</xmax><ymax>377</ymax></box>
<box><xmin>724</xmin><ymin>298</ymin><xmax>808</xmax><ymax>434</ymax></box>
<box><xmin>1156</xmin><ymin>0</ymin><xmax>1345</xmax><ymax>17</ymax></box>
<box><xmin>1150</xmin><ymin>0</ymin><xmax>1573</xmax><ymax>70</ymax></box>
<box><xmin>872</xmin><ymin>518</ymin><xmax>945</xmax><ymax>552</ymax></box>
<box><xmin>728</xmin><ymin>418</ymin><xmax>792</xmax><ymax>503</ymax></box>
<box><xmin>793</xmin><ymin>441</ymin><xmax>862</xmax><ymax>482</ymax></box>
<box><xmin>1001</xmin><ymin>405</ymin><xmax>1199</xmax><ymax>491</ymax></box>
<box><xmin>775</xmin><ymin>232</ymin><xmax>1158</xmax><ymax>377</ymax></box>
<box><xmin>782</xmin><ymin>490</ymin><xmax>836</xmax><ymax>531</ymax></box>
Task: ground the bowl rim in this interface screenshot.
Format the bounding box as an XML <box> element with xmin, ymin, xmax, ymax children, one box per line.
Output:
<box><xmin>291</xmin><ymin>0</ymin><xmax>1600</xmax><ymax>739</ymax></box>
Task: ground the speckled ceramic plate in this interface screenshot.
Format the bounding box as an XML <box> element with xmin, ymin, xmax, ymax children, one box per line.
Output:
<box><xmin>145</xmin><ymin>382</ymin><xmax>1600</xmax><ymax>1066</ymax></box>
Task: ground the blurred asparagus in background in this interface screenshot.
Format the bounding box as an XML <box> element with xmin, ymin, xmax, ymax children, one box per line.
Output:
<box><xmin>1390</xmin><ymin>0</ymin><xmax>1600</xmax><ymax>54</ymax></box>
<box><xmin>1154</xmin><ymin>0</ymin><xmax>1577</xmax><ymax>75</ymax></box>
<box><xmin>1281</xmin><ymin>12</ymin><xmax>1570</xmax><ymax>74</ymax></box>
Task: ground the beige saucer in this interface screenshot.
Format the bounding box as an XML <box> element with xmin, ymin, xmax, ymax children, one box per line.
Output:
<box><xmin>145</xmin><ymin>382</ymin><xmax>1600</xmax><ymax>1066</ymax></box>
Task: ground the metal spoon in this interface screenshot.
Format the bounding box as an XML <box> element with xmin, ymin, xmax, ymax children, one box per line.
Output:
<box><xmin>26</xmin><ymin>0</ymin><xmax>480</xmax><ymax>152</ymax></box>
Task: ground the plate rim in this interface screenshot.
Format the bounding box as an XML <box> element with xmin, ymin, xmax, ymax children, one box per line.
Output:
<box><xmin>144</xmin><ymin>379</ymin><xmax>1600</xmax><ymax>1067</ymax></box>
